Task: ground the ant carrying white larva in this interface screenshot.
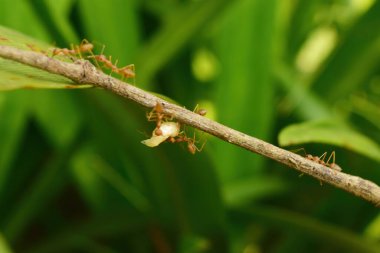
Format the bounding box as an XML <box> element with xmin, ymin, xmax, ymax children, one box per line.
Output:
<box><xmin>141</xmin><ymin>102</ymin><xmax>206</xmax><ymax>154</ymax></box>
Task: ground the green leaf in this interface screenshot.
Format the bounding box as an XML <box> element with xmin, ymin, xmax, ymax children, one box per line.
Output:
<box><xmin>0</xmin><ymin>92</ymin><xmax>28</xmax><ymax>202</ymax></box>
<box><xmin>30</xmin><ymin>0</ymin><xmax>78</xmax><ymax>44</ymax></box>
<box><xmin>26</xmin><ymin>209</ymin><xmax>147</xmax><ymax>253</ymax></box>
<box><xmin>275</xmin><ymin>64</ymin><xmax>331</xmax><ymax>120</ymax></box>
<box><xmin>364</xmin><ymin>213</ymin><xmax>380</xmax><ymax>241</ymax></box>
<box><xmin>0</xmin><ymin>233</ymin><xmax>13</xmax><ymax>253</ymax></box>
<box><xmin>231</xmin><ymin>206</ymin><xmax>380</xmax><ymax>253</ymax></box>
<box><xmin>78</xmin><ymin>0</ymin><xmax>139</xmax><ymax>65</ymax></box>
<box><xmin>3</xmin><ymin>132</ymin><xmax>81</xmax><ymax>242</ymax></box>
<box><xmin>351</xmin><ymin>96</ymin><xmax>380</xmax><ymax>130</ymax></box>
<box><xmin>136</xmin><ymin>0</ymin><xmax>232</xmax><ymax>87</ymax></box>
<box><xmin>223</xmin><ymin>177</ymin><xmax>288</xmax><ymax>207</ymax></box>
<box><xmin>179</xmin><ymin>234</ymin><xmax>210</xmax><ymax>253</ymax></box>
<box><xmin>71</xmin><ymin>148</ymin><xmax>150</xmax><ymax>213</ymax></box>
<box><xmin>278</xmin><ymin>120</ymin><xmax>380</xmax><ymax>163</ymax></box>
<box><xmin>32</xmin><ymin>90</ymin><xmax>83</xmax><ymax>148</ymax></box>
<box><xmin>0</xmin><ymin>58</ymin><xmax>92</xmax><ymax>90</ymax></box>
<box><xmin>0</xmin><ymin>25</ymin><xmax>92</xmax><ymax>90</ymax></box>
<box><xmin>312</xmin><ymin>1</ymin><xmax>380</xmax><ymax>103</ymax></box>
<box><xmin>213</xmin><ymin>0</ymin><xmax>278</xmax><ymax>182</ymax></box>
<box><xmin>0</xmin><ymin>25</ymin><xmax>50</xmax><ymax>50</ymax></box>
<box><xmin>70</xmin><ymin>147</ymin><xmax>109</xmax><ymax>212</ymax></box>
<box><xmin>0</xmin><ymin>2</ymin><xmax>50</xmax><ymax>41</ymax></box>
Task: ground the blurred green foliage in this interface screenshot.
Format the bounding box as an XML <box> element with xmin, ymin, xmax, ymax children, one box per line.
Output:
<box><xmin>0</xmin><ymin>0</ymin><xmax>380</xmax><ymax>252</ymax></box>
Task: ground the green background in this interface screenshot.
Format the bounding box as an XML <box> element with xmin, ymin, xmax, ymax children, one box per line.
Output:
<box><xmin>0</xmin><ymin>0</ymin><xmax>380</xmax><ymax>252</ymax></box>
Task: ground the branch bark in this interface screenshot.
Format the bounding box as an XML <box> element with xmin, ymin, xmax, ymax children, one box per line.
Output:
<box><xmin>1</xmin><ymin>45</ymin><xmax>380</xmax><ymax>206</ymax></box>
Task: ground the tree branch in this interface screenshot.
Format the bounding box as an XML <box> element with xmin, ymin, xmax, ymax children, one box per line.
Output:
<box><xmin>1</xmin><ymin>45</ymin><xmax>380</xmax><ymax>206</ymax></box>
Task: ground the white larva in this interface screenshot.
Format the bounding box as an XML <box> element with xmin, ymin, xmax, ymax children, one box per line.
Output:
<box><xmin>141</xmin><ymin>122</ymin><xmax>180</xmax><ymax>147</ymax></box>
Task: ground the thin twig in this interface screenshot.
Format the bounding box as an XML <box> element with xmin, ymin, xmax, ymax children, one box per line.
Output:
<box><xmin>1</xmin><ymin>45</ymin><xmax>380</xmax><ymax>206</ymax></box>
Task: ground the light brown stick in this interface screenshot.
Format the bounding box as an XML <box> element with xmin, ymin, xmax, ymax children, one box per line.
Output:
<box><xmin>1</xmin><ymin>45</ymin><xmax>379</xmax><ymax>206</ymax></box>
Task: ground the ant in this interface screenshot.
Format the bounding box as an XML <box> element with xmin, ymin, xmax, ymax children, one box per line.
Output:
<box><xmin>147</xmin><ymin>102</ymin><xmax>173</xmax><ymax>136</ymax></box>
<box><xmin>26</xmin><ymin>43</ymin><xmax>47</xmax><ymax>55</ymax></box>
<box><xmin>89</xmin><ymin>54</ymin><xmax>119</xmax><ymax>74</ymax></box>
<box><xmin>147</xmin><ymin>102</ymin><xmax>164</xmax><ymax>135</ymax></box>
<box><xmin>318</xmin><ymin>151</ymin><xmax>342</xmax><ymax>171</ymax></box>
<box><xmin>52</xmin><ymin>39</ymin><xmax>94</xmax><ymax>58</ymax></box>
<box><xmin>118</xmin><ymin>64</ymin><xmax>136</xmax><ymax>79</ymax></box>
<box><xmin>295</xmin><ymin>148</ymin><xmax>342</xmax><ymax>171</ymax></box>
<box><xmin>88</xmin><ymin>45</ymin><xmax>135</xmax><ymax>80</ymax></box>
<box><xmin>180</xmin><ymin>133</ymin><xmax>205</xmax><ymax>154</ymax></box>
<box><xmin>193</xmin><ymin>104</ymin><xmax>207</xmax><ymax>116</ymax></box>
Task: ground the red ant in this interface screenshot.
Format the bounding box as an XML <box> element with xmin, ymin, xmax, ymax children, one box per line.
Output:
<box><xmin>88</xmin><ymin>45</ymin><xmax>135</xmax><ymax>80</ymax></box>
<box><xmin>52</xmin><ymin>39</ymin><xmax>94</xmax><ymax>58</ymax></box>
<box><xmin>296</xmin><ymin>148</ymin><xmax>342</xmax><ymax>171</ymax></box>
<box><xmin>317</xmin><ymin>151</ymin><xmax>342</xmax><ymax>171</ymax></box>
<box><xmin>119</xmin><ymin>64</ymin><xmax>135</xmax><ymax>79</ymax></box>
<box><xmin>180</xmin><ymin>134</ymin><xmax>205</xmax><ymax>154</ymax></box>
<box><xmin>167</xmin><ymin>132</ymin><xmax>205</xmax><ymax>155</ymax></box>
<box><xmin>193</xmin><ymin>104</ymin><xmax>207</xmax><ymax>116</ymax></box>
<box><xmin>89</xmin><ymin>54</ymin><xmax>119</xmax><ymax>74</ymax></box>
<box><xmin>26</xmin><ymin>43</ymin><xmax>47</xmax><ymax>55</ymax></box>
<box><xmin>196</xmin><ymin>109</ymin><xmax>207</xmax><ymax>116</ymax></box>
<box><xmin>147</xmin><ymin>102</ymin><xmax>172</xmax><ymax>136</ymax></box>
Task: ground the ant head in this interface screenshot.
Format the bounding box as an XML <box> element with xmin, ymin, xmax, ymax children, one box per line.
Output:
<box><xmin>80</xmin><ymin>43</ymin><xmax>94</xmax><ymax>52</ymax></box>
<box><xmin>196</xmin><ymin>109</ymin><xmax>207</xmax><ymax>116</ymax></box>
<box><xmin>154</xmin><ymin>102</ymin><xmax>164</xmax><ymax>113</ymax></box>
<box><xmin>155</xmin><ymin>128</ymin><xmax>163</xmax><ymax>136</ymax></box>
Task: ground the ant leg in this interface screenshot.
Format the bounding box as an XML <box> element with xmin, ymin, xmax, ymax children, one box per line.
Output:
<box><xmin>98</xmin><ymin>44</ymin><xmax>106</xmax><ymax>57</ymax></box>
<box><xmin>70</xmin><ymin>43</ymin><xmax>81</xmax><ymax>59</ymax></box>
<box><xmin>196</xmin><ymin>139</ymin><xmax>207</xmax><ymax>152</ymax></box>
<box><xmin>130</xmin><ymin>64</ymin><xmax>136</xmax><ymax>85</ymax></box>
<box><xmin>93</xmin><ymin>44</ymin><xmax>106</xmax><ymax>68</ymax></box>
<box><xmin>190</xmin><ymin>132</ymin><xmax>206</xmax><ymax>153</ymax></box>
<box><xmin>187</xmin><ymin>132</ymin><xmax>206</xmax><ymax>155</ymax></box>
<box><xmin>326</xmin><ymin>151</ymin><xmax>335</xmax><ymax>165</ymax></box>
<box><xmin>325</xmin><ymin>151</ymin><xmax>341</xmax><ymax>171</ymax></box>
<box><xmin>82</xmin><ymin>40</ymin><xmax>100</xmax><ymax>68</ymax></box>
<box><xmin>319</xmin><ymin>152</ymin><xmax>327</xmax><ymax>161</ymax></box>
<box><xmin>127</xmin><ymin>64</ymin><xmax>136</xmax><ymax>85</ymax></box>
<box><xmin>193</xmin><ymin>104</ymin><xmax>199</xmax><ymax>113</ymax></box>
<box><xmin>292</xmin><ymin>148</ymin><xmax>307</xmax><ymax>157</ymax></box>
<box><xmin>110</xmin><ymin>57</ymin><xmax>118</xmax><ymax>77</ymax></box>
<box><xmin>318</xmin><ymin>152</ymin><xmax>327</xmax><ymax>165</ymax></box>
